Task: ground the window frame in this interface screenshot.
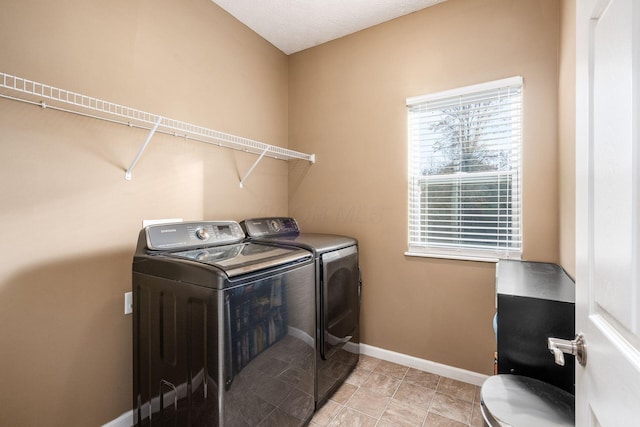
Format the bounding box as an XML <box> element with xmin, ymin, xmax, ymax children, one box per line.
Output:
<box><xmin>405</xmin><ymin>76</ymin><xmax>523</xmax><ymax>262</ymax></box>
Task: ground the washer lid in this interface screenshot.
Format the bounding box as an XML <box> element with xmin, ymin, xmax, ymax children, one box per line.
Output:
<box><xmin>166</xmin><ymin>242</ymin><xmax>312</xmax><ymax>277</ymax></box>
<box><xmin>480</xmin><ymin>375</ymin><xmax>574</xmax><ymax>427</ymax></box>
<box><xmin>255</xmin><ymin>233</ymin><xmax>357</xmax><ymax>254</ymax></box>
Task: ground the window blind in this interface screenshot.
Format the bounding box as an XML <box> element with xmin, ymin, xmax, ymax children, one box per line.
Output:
<box><xmin>407</xmin><ymin>77</ymin><xmax>522</xmax><ymax>260</ymax></box>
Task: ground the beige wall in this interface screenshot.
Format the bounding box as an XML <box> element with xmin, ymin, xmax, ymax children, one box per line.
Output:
<box><xmin>289</xmin><ymin>0</ymin><xmax>561</xmax><ymax>375</ymax></box>
<box><xmin>0</xmin><ymin>0</ymin><xmax>288</xmax><ymax>425</ymax></box>
<box><xmin>559</xmin><ymin>0</ymin><xmax>576</xmax><ymax>279</ymax></box>
<box><xmin>0</xmin><ymin>0</ymin><xmax>572</xmax><ymax>424</ymax></box>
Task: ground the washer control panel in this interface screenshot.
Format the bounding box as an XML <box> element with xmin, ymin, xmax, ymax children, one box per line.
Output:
<box><xmin>241</xmin><ymin>217</ymin><xmax>300</xmax><ymax>238</ymax></box>
<box><xmin>145</xmin><ymin>221</ymin><xmax>245</xmax><ymax>251</ymax></box>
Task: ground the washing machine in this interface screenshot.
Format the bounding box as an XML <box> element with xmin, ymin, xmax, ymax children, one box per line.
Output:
<box><xmin>132</xmin><ymin>220</ymin><xmax>316</xmax><ymax>426</ymax></box>
<box><xmin>240</xmin><ymin>217</ymin><xmax>360</xmax><ymax>408</ymax></box>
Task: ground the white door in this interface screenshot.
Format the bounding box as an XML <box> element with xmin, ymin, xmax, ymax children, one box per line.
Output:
<box><xmin>575</xmin><ymin>0</ymin><xmax>640</xmax><ymax>425</ymax></box>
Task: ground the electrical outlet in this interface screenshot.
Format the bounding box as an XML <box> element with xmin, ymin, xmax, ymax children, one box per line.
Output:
<box><xmin>124</xmin><ymin>292</ymin><xmax>133</xmax><ymax>315</ymax></box>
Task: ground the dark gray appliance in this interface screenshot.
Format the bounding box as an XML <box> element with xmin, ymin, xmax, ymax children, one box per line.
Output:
<box><xmin>240</xmin><ymin>217</ymin><xmax>360</xmax><ymax>408</ymax></box>
<box><xmin>132</xmin><ymin>220</ymin><xmax>316</xmax><ymax>427</ymax></box>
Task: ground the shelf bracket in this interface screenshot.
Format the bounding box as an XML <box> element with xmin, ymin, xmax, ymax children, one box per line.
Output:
<box><xmin>239</xmin><ymin>146</ymin><xmax>270</xmax><ymax>188</ymax></box>
<box><xmin>125</xmin><ymin>115</ymin><xmax>163</xmax><ymax>181</ymax></box>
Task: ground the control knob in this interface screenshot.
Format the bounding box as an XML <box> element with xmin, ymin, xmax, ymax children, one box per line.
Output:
<box><xmin>195</xmin><ymin>228</ymin><xmax>210</xmax><ymax>240</ymax></box>
<box><xmin>269</xmin><ymin>219</ymin><xmax>281</xmax><ymax>232</ymax></box>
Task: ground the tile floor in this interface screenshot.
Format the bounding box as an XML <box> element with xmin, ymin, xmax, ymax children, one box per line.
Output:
<box><xmin>310</xmin><ymin>355</ymin><xmax>484</xmax><ymax>427</ymax></box>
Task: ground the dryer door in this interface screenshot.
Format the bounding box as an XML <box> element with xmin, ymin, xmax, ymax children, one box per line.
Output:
<box><xmin>320</xmin><ymin>245</ymin><xmax>360</xmax><ymax>359</ymax></box>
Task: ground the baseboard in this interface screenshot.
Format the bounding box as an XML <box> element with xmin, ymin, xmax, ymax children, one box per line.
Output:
<box><xmin>104</xmin><ymin>344</ymin><xmax>489</xmax><ymax>426</ymax></box>
<box><xmin>102</xmin><ymin>410</ymin><xmax>131</xmax><ymax>427</ymax></box>
<box><xmin>360</xmin><ymin>343</ymin><xmax>489</xmax><ymax>386</ymax></box>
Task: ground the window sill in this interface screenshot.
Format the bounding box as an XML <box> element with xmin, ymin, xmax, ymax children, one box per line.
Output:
<box><xmin>404</xmin><ymin>251</ymin><xmax>500</xmax><ymax>263</ymax></box>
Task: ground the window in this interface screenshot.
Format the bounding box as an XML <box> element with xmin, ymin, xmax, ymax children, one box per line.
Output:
<box><xmin>407</xmin><ymin>77</ymin><xmax>522</xmax><ymax>261</ymax></box>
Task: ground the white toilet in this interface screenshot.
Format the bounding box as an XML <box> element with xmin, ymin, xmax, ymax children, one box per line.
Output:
<box><xmin>480</xmin><ymin>374</ymin><xmax>575</xmax><ymax>427</ymax></box>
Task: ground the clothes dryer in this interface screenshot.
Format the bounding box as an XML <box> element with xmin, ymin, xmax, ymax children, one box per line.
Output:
<box><xmin>240</xmin><ymin>217</ymin><xmax>360</xmax><ymax>408</ymax></box>
<box><xmin>132</xmin><ymin>220</ymin><xmax>316</xmax><ymax>426</ymax></box>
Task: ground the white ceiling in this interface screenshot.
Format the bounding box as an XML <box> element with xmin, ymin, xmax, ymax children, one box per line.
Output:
<box><xmin>211</xmin><ymin>0</ymin><xmax>447</xmax><ymax>55</ymax></box>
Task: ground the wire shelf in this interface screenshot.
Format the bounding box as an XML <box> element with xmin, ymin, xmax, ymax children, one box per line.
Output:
<box><xmin>0</xmin><ymin>72</ymin><xmax>315</xmax><ymax>182</ymax></box>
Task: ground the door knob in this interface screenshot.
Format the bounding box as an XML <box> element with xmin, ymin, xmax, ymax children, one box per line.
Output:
<box><xmin>548</xmin><ymin>333</ymin><xmax>587</xmax><ymax>367</ymax></box>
